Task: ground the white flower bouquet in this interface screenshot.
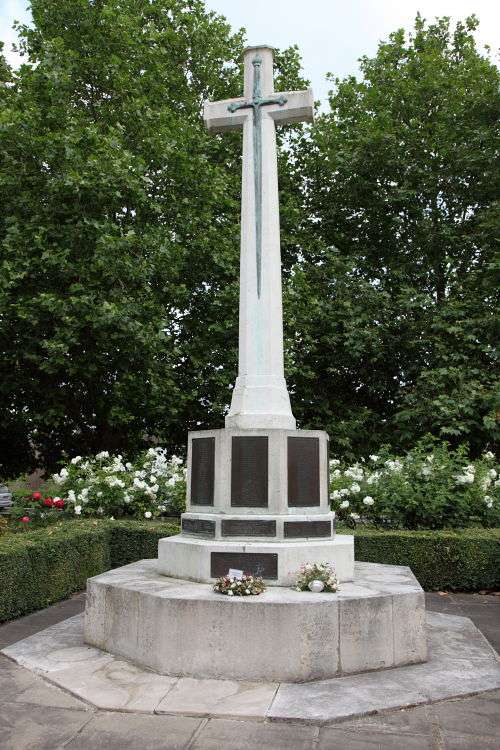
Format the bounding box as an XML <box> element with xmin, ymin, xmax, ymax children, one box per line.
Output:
<box><xmin>295</xmin><ymin>562</ymin><xmax>339</xmax><ymax>593</ymax></box>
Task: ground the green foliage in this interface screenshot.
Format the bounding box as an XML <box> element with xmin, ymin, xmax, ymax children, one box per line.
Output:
<box><xmin>330</xmin><ymin>439</ymin><xmax>499</xmax><ymax>529</ymax></box>
<box><xmin>50</xmin><ymin>447</ymin><xmax>186</xmax><ymax>519</ymax></box>
<box><xmin>348</xmin><ymin>527</ymin><xmax>500</xmax><ymax>591</ymax></box>
<box><xmin>0</xmin><ymin>1</ymin><xmax>309</xmax><ymax>478</ymax></box>
<box><xmin>0</xmin><ymin>519</ymin><xmax>497</xmax><ymax>621</ymax></box>
<box><xmin>0</xmin><ymin>10</ymin><xmax>498</xmax><ymax>476</ymax></box>
<box><xmin>289</xmin><ymin>15</ymin><xmax>499</xmax><ymax>457</ymax></box>
<box><xmin>0</xmin><ymin>518</ymin><xmax>179</xmax><ymax>622</ymax></box>
<box><xmin>0</xmin><ymin>521</ymin><xmax>111</xmax><ymax>621</ymax></box>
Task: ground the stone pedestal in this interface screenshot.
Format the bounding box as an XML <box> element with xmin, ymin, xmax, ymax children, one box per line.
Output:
<box><xmin>85</xmin><ymin>560</ymin><xmax>427</xmax><ymax>683</ymax></box>
<box><xmin>158</xmin><ymin>427</ymin><xmax>355</xmax><ymax>584</ymax></box>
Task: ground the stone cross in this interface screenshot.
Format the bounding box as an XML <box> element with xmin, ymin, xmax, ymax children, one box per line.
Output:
<box><xmin>204</xmin><ymin>46</ymin><xmax>313</xmax><ymax>430</ymax></box>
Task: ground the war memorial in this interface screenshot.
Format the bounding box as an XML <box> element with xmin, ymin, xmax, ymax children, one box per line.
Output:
<box><xmin>2</xmin><ymin>45</ymin><xmax>499</xmax><ymax>724</ymax></box>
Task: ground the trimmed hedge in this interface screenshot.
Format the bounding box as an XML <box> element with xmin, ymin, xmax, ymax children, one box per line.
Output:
<box><xmin>0</xmin><ymin>521</ymin><xmax>499</xmax><ymax>622</ymax></box>
<box><xmin>0</xmin><ymin>520</ymin><xmax>179</xmax><ymax>623</ymax></box>
<box><xmin>347</xmin><ymin>527</ymin><xmax>500</xmax><ymax>592</ymax></box>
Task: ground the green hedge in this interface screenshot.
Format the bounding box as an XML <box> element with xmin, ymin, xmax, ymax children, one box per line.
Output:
<box><xmin>0</xmin><ymin>520</ymin><xmax>179</xmax><ymax>623</ymax></box>
<box><xmin>1</xmin><ymin>521</ymin><xmax>499</xmax><ymax>622</ymax></box>
<box><xmin>347</xmin><ymin>527</ymin><xmax>500</xmax><ymax>591</ymax></box>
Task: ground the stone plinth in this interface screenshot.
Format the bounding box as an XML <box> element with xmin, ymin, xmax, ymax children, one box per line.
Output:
<box><xmin>159</xmin><ymin>426</ymin><xmax>354</xmax><ymax>585</ymax></box>
<box><xmin>84</xmin><ymin>560</ymin><xmax>427</xmax><ymax>683</ymax></box>
<box><xmin>186</xmin><ymin>428</ymin><xmax>330</xmax><ymax>514</ymax></box>
<box><xmin>158</xmin><ymin>534</ymin><xmax>354</xmax><ymax>586</ymax></box>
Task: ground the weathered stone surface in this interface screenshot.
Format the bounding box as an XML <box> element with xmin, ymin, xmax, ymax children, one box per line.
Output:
<box><xmin>81</xmin><ymin>560</ymin><xmax>423</xmax><ymax>682</ymax></box>
<box><xmin>268</xmin><ymin>611</ymin><xmax>500</xmax><ymax>723</ymax></box>
<box><xmin>156</xmin><ymin>677</ymin><xmax>277</xmax><ymax>719</ymax></box>
<box><xmin>158</xmin><ymin>534</ymin><xmax>354</xmax><ymax>586</ymax></box>
<box><xmin>2</xmin><ymin>609</ymin><xmax>500</xmax><ymax>725</ymax></box>
<box><xmin>0</xmin><ymin>703</ymin><xmax>92</xmax><ymax>750</ymax></box>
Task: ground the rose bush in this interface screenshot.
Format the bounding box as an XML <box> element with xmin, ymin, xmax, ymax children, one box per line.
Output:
<box><xmin>330</xmin><ymin>439</ymin><xmax>499</xmax><ymax>529</ymax></box>
<box><xmin>48</xmin><ymin>448</ymin><xmax>186</xmax><ymax>520</ymax></box>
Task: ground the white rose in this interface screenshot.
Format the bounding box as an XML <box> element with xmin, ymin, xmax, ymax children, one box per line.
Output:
<box><xmin>483</xmin><ymin>451</ymin><xmax>494</xmax><ymax>461</ymax></box>
<box><xmin>350</xmin><ymin>483</ymin><xmax>361</xmax><ymax>494</ymax></box>
<box><xmin>96</xmin><ymin>451</ymin><xmax>109</xmax><ymax>459</ymax></box>
<box><xmin>332</xmin><ymin>469</ymin><xmax>341</xmax><ymax>478</ymax></box>
<box><xmin>489</xmin><ymin>469</ymin><xmax>497</xmax><ymax>479</ymax></box>
<box><xmin>369</xmin><ymin>455</ymin><xmax>379</xmax><ymax>462</ymax></box>
<box><xmin>68</xmin><ymin>490</ymin><xmax>76</xmax><ymax>503</ymax></box>
<box><xmin>340</xmin><ymin>500</ymin><xmax>349</xmax><ymax>509</ymax></box>
<box><xmin>144</xmin><ymin>511</ymin><xmax>152</xmax><ymax>519</ymax></box>
<box><xmin>349</xmin><ymin>512</ymin><xmax>360</xmax><ymax>520</ymax></box>
<box><xmin>74</xmin><ymin>505</ymin><xmax>82</xmax><ymax>515</ymax></box>
<box><xmin>329</xmin><ymin>459</ymin><xmax>340</xmax><ymax>467</ymax></box>
<box><xmin>330</xmin><ymin>490</ymin><xmax>340</xmax><ymax>501</ymax></box>
<box><xmin>70</xmin><ymin>456</ymin><xmax>82</xmax><ymax>465</ymax></box>
<box><xmin>363</xmin><ymin>496</ymin><xmax>374</xmax><ymax>506</ymax></box>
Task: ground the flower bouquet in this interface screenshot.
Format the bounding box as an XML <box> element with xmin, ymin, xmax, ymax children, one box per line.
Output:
<box><xmin>295</xmin><ymin>562</ymin><xmax>339</xmax><ymax>593</ymax></box>
<box><xmin>213</xmin><ymin>574</ymin><xmax>266</xmax><ymax>596</ymax></box>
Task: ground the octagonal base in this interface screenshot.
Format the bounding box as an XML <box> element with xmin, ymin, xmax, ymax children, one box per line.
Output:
<box><xmin>84</xmin><ymin>560</ymin><xmax>427</xmax><ymax>683</ymax></box>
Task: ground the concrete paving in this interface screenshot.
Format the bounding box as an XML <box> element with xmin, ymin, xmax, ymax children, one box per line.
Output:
<box><xmin>0</xmin><ymin>591</ymin><xmax>499</xmax><ymax>749</ymax></box>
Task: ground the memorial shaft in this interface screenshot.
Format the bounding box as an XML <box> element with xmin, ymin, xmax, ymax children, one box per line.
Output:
<box><xmin>204</xmin><ymin>46</ymin><xmax>314</xmax><ymax>430</ymax></box>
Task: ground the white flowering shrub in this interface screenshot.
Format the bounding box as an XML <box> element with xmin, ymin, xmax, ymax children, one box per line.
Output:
<box><xmin>330</xmin><ymin>440</ymin><xmax>499</xmax><ymax>529</ymax></box>
<box><xmin>52</xmin><ymin>448</ymin><xmax>186</xmax><ymax>519</ymax></box>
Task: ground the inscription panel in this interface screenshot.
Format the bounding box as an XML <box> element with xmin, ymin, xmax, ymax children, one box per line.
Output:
<box><xmin>190</xmin><ymin>437</ymin><xmax>215</xmax><ymax>506</ymax></box>
<box><xmin>231</xmin><ymin>436</ymin><xmax>268</xmax><ymax>507</ymax></box>
<box><xmin>182</xmin><ymin>518</ymin><xmax>215</xmax><ymax>537</ymax></box>
<box><xmin>287</xmin><ymin>436</ymin><xmax>320</xmax><ymax>507</ymax></box>
<box><xmin>284</xmin><ymin>520</ymin><xmax>332</xmax><ymax>538</ymax></box>
<box><xmin>211</xmin><ymin>552</ymin><xmax>278</xmax><ymax>579</ymax></box>
<box><xmin>221</xmin><ymin>519</ymin><xmax>276</xmax><ymax>537</ymax></box>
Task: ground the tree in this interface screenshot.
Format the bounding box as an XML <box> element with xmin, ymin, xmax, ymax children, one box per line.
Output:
<box><xmin>0</xmin><ymin>0</ymin><xmax>307</xmax><ymax>477</ymax></box>
<box><xmin>288</xmin><ymin>15</ymin><xmax>499</xmax><ymax>457</ymax></box>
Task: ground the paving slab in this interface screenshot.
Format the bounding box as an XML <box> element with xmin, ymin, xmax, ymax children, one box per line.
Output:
<box><xmin>268</xmin><ymin>611</ymin><xmax>500</xmax><ymax>723</ymax></box>
<box><xmin>156</xmin><ymin>676</ymin><xmax>278</xmax><ymax>719</ymax></box>
<box><xmin>0</xmin><ymin>702</ymin><xmax>92</xmax><ymax>750</ymax></box>
<box><xmin>317</xmin><ymin>728</ymin><xmax>435</xmax><ymax>749</ymax></box>
<box><xmin>64</xmin><ymin>712</ymin><xmax>202</xmax><ymax>750</ymax></box>
<box><xmin>0</xmin><ymin>655</ymin><xmax>90</xmax><ymax>711</ymax></box>
<box><xmin>190</xmin><ymin>718</ymin><xmax>316</xmax><ymax>750</ymax></box>
<box><xmin>2</xmin><ymin>608</ymin><xmax>500</xmax><ymax>727</ymax></box>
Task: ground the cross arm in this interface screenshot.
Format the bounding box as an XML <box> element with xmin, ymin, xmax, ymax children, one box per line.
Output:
<box><xmin>203</xmin><ymin>98</ymin><xmax>248</xmax><ymax>133</ymax></box>
<box><xmin>269</xmin><ymin>88</ymin><xmax>314</xmax><ymax>125</ymax></box>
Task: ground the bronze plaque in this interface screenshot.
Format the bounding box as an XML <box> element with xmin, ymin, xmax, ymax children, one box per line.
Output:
<box><xmin>221</xmin><ymin>519</ymin><xmax>276</xmax><ymax>537</ymax></box>
<box><xmin>190</xmin><ymin>437</ymin><xmax>215</xmax><ymax>506</ymax></box>
<box><xmin>284</xmin><ymin>520</ymin><xmax>332</xmax><ymax>538</ymax></box>
<box><xmin>231</xmin><ymin>436</ymin><xmax>268</xmax><ymax>507</ymax></box>
<box><xmin>287</xmin><ymin>436</ymin><xmax>320</xmax><ymax>507</ymax></box>
<box><xmin>182</xmin><ymin>517</ymin><xmax>215</xmax><ymax>537</ymax></box>
<box><xmin>211</xmin><ymin>552</ymin><xmax>278</xmax><ymax>579</ymax></box>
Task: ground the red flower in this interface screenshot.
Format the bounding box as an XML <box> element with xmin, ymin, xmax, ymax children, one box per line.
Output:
<box><xmin>43</xmin><ymin>497</ymin><xmax>54</xmax><ymax>507</ymax></box>
<box><xmin>21</xmin><ymin>516</ymin><xmax>30</xmax><ymax>523</ymax></box>
<box><xmin>32</xmin><ymin>492</ymin><xmax>42</xmax><ymax>500</ymax></box>
<box><xmin>53</xmin><ymin>499</ymin><xmax>65</xmax><ymax>509</ymax></box>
